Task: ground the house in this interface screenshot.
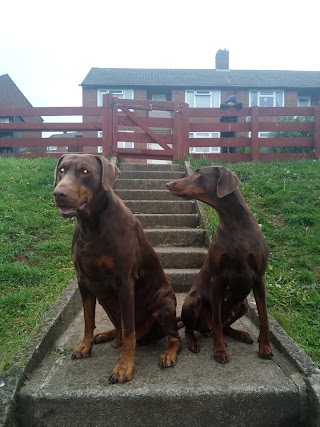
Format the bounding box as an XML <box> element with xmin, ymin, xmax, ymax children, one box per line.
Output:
<box><xmin>0</xmin><ymin>74</ymin><xmax>43</xmax><ymax>154</ymax></box>
<box><xmin>81</xmin><ymin>49</ymin><xmax>320</xmax><ymax>111</ymax></box>
<box><xmin>80</xmin><ymin>49</ymin><xmax>320</xmax><ymax>157</ymax></box>
<box><xmin>48</xmin><ymin>131</ymin><xmax>83</xmax><ymax>154</ymax></box>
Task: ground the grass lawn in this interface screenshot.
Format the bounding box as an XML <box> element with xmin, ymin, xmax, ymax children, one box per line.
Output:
<box><xmin>0</xmin><ymin>157</ymin><xmax>75</xmax><ymax>371</ymax></box>
<box><xmin>0</xmin><ymin>156</ymin><xmax>319</xmax><ymax>372</ymax></box>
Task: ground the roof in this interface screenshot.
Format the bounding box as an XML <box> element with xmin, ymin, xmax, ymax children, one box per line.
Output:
<box><xmin>0</xmin><ymin>74</ymin><xmax>42</xmax><ymax>122</ymax></box>
<box><xmin>81</xmin><ymin>68</ymin><xmax>320</xmax><ymax>89</ymax></box>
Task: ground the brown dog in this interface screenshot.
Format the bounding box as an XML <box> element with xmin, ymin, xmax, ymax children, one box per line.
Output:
<box><xmin>53</xmin><ymin>154</ymin><xmax>181</xmax><ymax>383</ymax></box>
<box><xmin>166</xmin><ymin>166</ymin><xmax>273</xmax><ymax>364</ymax></box>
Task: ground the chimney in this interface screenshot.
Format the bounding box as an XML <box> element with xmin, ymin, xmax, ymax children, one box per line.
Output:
<box><xmin>215</xmin><ymin>49</ymin><xmax>229</xmax><ymax>70</ymax></box>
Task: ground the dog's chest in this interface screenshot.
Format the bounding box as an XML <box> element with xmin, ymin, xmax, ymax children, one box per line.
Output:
<box><xmin>73</xmin><ymin>241</ymin><xmax>116</xmax><ymax>281</ymax></box>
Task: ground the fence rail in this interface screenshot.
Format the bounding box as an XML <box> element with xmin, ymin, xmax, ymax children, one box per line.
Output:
<box><xmin>1</xmin><ymin>97</ymin><xmax>319</xmax><ymax>162</ymax></box>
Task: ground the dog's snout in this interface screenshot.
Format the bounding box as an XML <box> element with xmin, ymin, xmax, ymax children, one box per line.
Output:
<box><xmin>166</xmin><ymin>181</ymin><xmax>173</xmax><ymax>189</ymax></box>
<box><xmin>53</xmin><ymin>187</ymin><xmax>68</xmax><ymax>199</ymax></box>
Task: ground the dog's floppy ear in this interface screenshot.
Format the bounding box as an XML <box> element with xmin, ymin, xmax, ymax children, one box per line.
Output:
<box><xmin>216</xmin><ymin>166</ymin><xmax>240</xmax><ymax>198</ymax></box>
<box><xmin>53</xmin><ymin>155</ymin><xmax>65</xmax><ymax>188</ymax></box>
<box><xmin>95</xmin><ymin>155</ymin><xmax>120</xmax><ymax>191</ymax></box>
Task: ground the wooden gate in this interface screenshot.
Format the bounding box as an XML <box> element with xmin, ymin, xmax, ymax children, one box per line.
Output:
<box><xmin>101</xmin><ymin>93</ymin><xmax>189</xmax><ymax>161</ymax></box>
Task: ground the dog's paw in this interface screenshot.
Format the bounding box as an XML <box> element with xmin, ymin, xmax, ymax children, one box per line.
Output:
<box><xmin>71</xmin><ymin>341</ymin><xmax>93</xmax><ymax>359</ymax></box>
<box><xmin>109</xmin><ymin>361</ymin><xmax>134</xmax><ymax>384</ymax></box>
<box><xmin>186</xmin><ymin>335</ymin><xmax>200</xmax><ymax>353</ymax></box>
<box><xmin>213</xmin><ymin>348</ymin><xmax>229</xmax><ymax>364</ymax></box>
<box><xmin>188</xmin><ymin>342</ymin><xmax>200</xmax><ymax>353</ymax></box>
<box><xmin>258</xmin><ymin>343</ymin><xmax>273</xmax><ymax>360</ymax></box>
<box><xmin>159</xmin><ymin>351</ymin><xmax>177</xmax><ymax>368</ymax></box>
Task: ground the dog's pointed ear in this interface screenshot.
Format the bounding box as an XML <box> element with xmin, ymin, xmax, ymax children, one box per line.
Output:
<box><xmin>95</xmin><ymin>156</ymin><xmax>120</xmax><ymax>191</ymax></box>
<box><xmin>216</xmin><ymin>166</ymin><xmax>240</xmax><ymax>198</ymax></box>
<box><xmin>54</xmin><ymin>155</ymin><xmax>65</xmax><ymax>188</ymax></box>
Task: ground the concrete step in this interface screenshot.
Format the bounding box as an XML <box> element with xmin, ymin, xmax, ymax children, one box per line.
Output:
<box><xmin>135</xmin><ymin>213</ymin><xmax>200</xmax><ymax>228</ymax></box>
<box><xmin>118</xmin><ymin>163</ymin><xmax>183</xmax><ymax>171</ymax></box>
<box><xmin>145</xmin><ymin>228</ymin><xmax>206</xmax><ymax>247</ymax></box>
<box><xmin>114</xmin><ymin>189</ymin><xmax>179</xmax><ymax>201</ymax></box>
<box><xmin>113</xmin><ymin>179</ymin><xmax>174</xmax><ymax>190</ymax></box>
<box><xmin>156</xmin><ymin>246</ymin><xmax>207</xmax><ymax>269</ymax></box>
<box><xmin>164</xmin><ymin>268</ymin><xmax>199</xmax><ymax>292</ymax></box>
<box><xmin>125</xmin><ymin>200</ymin><xmax>196</xmax><ymax>214</ymax></box>
<box><xmin>16</xmin><ymin>292</ymin><xmax>310</xmax><ymax>427</ymax></box>
<box><xmin>117</xmin><ymin>170</ymin><xmax>186</xmax><ymax>180</ymax></box>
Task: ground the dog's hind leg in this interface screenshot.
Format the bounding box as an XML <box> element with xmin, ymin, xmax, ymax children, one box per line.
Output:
<box><xmin>94</xmin><ymin>298</ymin><xmax>122</xmax><ymax>348</ymax></box>
<box><xmin>222</xmin><ymin>299</ymin><xmax>253</xmax><ymax>344</ymax></box>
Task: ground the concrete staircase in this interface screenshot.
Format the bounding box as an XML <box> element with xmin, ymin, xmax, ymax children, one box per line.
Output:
<box><xmin>113</xmin><ymin>162</ymin><xmax>207</xmax><ymax>292</ymax></box>
<box><xmin>10</xmin><ymin>162</ymin><xmax>320</xmax><ymax>427</ymax></box>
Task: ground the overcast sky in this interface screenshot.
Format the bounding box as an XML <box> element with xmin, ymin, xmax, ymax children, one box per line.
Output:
<box><xmin>1</xmin><ymin>0</ymin><xmax>319</xmax><ymax>109</ymax></box>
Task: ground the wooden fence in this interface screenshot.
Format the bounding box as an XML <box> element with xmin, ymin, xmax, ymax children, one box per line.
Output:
<box><xmin>0</xmin><ymin>94</ymin><xmax>319</xmax><ymax>162</ymax></box>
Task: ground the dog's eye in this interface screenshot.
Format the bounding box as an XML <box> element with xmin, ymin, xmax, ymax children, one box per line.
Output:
<box><xmin>82</xmin><ymin>169</ymin><xmax>89</xmax><ymax>175</ymax></box>
<box><xmin>59</xmin><ymin>167</ymin><xmax>65</xmax><ymax>173</ymax></box>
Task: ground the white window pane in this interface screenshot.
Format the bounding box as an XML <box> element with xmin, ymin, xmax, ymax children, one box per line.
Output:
<box><xmin>298</xmin><ymin>97</ymin><xmax>311</xmax><ymax>107</ymax></box>
<box><xmin>250</xmin><ymin>91</ymin><xmax>258</xmax><ymax>107</ymax></box>
<box><xmin>212</xmin><ymin>91</ymin><xmax>220</xmax><ymax>107</ymax></box>
<box><xmin>152</xmin><ymin>94</ymin><xmax>166</xmax><ymax>101</ymax></box>
<box><xmin>276</xmin><ymin>92</ymin><xmax>284</xmax><ymax>107</ymax></box>
<box><xmin>259</xmin><ymin>95</ymin><xmax>273</xmax><ymax>107</ymax></box>
<box><xmin>123</xmin><ymin>89</ymin><xmax>134</xmax><ymax>99</ymax></box>
<box><xmin>186</xmin><ymin>91</ymin><xmax>194</xmax><ymax>106</ymax></box>
<box><xmin>195</xmin><ymin>94</ymin><xmax>210</xmax><ymax>107</ymax></box>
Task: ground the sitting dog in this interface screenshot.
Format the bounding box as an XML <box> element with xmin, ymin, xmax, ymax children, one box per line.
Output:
<box><xmin>53</xmin><ymin>154</ymin><xmax>181</xmax><ymax>383</ymax></box>
<box><xmin>166</xmin><ymin>165</ymin><xmax>273</xmax><ymax>364</ymax></box>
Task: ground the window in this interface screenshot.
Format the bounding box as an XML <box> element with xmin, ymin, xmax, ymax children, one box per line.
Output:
<box><xmin>149</xmin><ymin>93</ymin><xmax>172</xmax><ymax>118</ymax></box>
<box><xmin>186</xmin><ymin>90</ymin><xmax>220</xmax><ymax>108</ymax></box>
<box><xmin>258</xmin><ymin>132</ymin><xmax>270</xmax><ymax>138</ymax></box>
<box><xmin>189</xmin><ymin>132</ymin><xmax>221</xmax><ymax>153</ymax></box>
<box><xmin>298</xmin><ymin>97</ymin><xmax>311</xmax><ymax>107</ymax></box>
<box><xmin>249</xmin><ymin>91</ymin><xmax>284</xmax><ymax>107</ymax></box>
<box><xmin>97</xmin><ymin>89</ymin><xmax>134</xmax><ymax>106</ymax></box>
<box><xmin>98</xmin><ymin>130</ymin><xmax>134</xmax><ymax>152</ymax></box>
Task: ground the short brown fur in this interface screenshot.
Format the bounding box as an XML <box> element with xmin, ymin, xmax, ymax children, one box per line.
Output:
<box><xmin>53</xmin><ymin>154</ymin><xmax>181</xmax><ymax>383</ymax></box>
<box><xmin>166</xmin><ymin>166</ymin><xmax>273</xmax><ymax>363</ymax></box>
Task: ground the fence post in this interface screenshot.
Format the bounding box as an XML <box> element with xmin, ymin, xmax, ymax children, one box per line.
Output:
<box><xmin>250</xmin><ymin>107</ymin><xmax>260</xmax><ymax>161</ymax></box>
<box><xmin>183</xmin><ymin>102</ymin><xmax>190</xmax><ymax>158</ymax></box>
<box><xmin>314</xmin><ymin>106</ymin><xmax>320</xmax><ymax>159</ymax></box>
<box><xmin>172</xmin><ymin>102</ymin><xmax>181</xmax><ymax>160</ymax></box>
<box><xmin>112</xmin><ymin>97</ymin><xmax>118</xmax><ymax>156</ymax></box>
<box><xmin>102</xmin><ymin>93</ymin><xmax>113</xmax><ymax>156</ymax></box>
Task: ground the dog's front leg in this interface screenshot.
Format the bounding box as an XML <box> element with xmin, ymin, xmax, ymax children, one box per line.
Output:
<box><xmin>211</xmin><ymin>280</ymin><xmax>229</xmax><ymax>363</ymax></box>
<box><xmin>109</xmin><ymin>280</ymin><xmax>136</xmax><ymax>384</ymax></box>
<box><xmin>253</xmin><ymin>277</ymin><xmax>273</xmax><ymax>359</ymax></box>
<box><xmin>72</xmin><ymin>285</ymin><xmax>96</xmax><ymax>359</ymax></box>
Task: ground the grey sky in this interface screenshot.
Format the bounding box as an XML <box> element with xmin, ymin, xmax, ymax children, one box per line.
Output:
<box><xmin>1</xmin><ymin>0</ymin><xmax>319</xmax><ymax>109</ymax></box>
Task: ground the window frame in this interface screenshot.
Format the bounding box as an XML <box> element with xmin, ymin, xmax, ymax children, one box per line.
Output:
<box><xmin>298</xmin><ymin>96</ymin><xmax>311</xmax><ymax>107</ymax></box>
<box><xmin>189</xmin><ymin>132</ymin><xmax>221</xmax><ymax>153</ymax></box>
<box><xmin>185</xmin><ymin>90</ymin><xmax>220</xmax><ymax>108</ymax></box>
<box><xmin>249</xmin><ymin>90</ymin><xmax>284</xmax><ymax>107</ymax></box>
<box><xmin>97</xmin><ymin>89</ymin><xmax>134</xmax><ymax>107</ymax></box>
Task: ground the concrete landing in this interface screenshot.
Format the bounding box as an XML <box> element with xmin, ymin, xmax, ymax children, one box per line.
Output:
<box><xmin>14</xmin><ymin>292</ymin><xmax>318</xmax><ymax>427</ymax></box>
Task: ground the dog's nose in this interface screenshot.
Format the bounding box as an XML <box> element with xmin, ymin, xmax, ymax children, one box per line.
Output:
<box><xmin>53</xmin><ymin>187</ymin><xmax>68</xmax><ymax>199</ymax></box>
<box><xmin>166</xmin><ymin>181</ymin><xmax>173</xmax><ymax>189</ymax></box>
